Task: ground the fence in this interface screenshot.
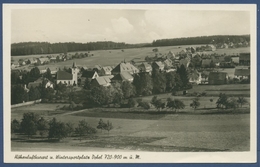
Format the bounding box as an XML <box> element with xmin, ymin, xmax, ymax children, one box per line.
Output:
<box><xmin>11</xmin><ymin>99</ymin><xmax>42</xmax><ymax>108</ymax></box>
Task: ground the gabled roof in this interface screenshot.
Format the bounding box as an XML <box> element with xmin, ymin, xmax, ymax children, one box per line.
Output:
<box><xmin>37</xmin><ymin>58</ymin><xmax>49</xmax><ymax>62</ymax></box>
<box><xmin>82</xmin><ymin>70</ymin><xmax>97</xmax><ymax>78</ymax></box>
<box><xmin>94</xmin><ymin>76</ymin><xmax>111</xmax><ymax>86</ymax></box>
<box><xmin>189</xmin><ymin>70</ymin><xmax>200</xmax><ymax>81</ymax></box>
<box><xmin>102</xmin><ymin>66</ymin><xmax>113</xmax><ymax>72</ymax></box>
<box><xmin>163</xmin><ymin>59</ymin><xmax>173</xmax><ymax>66</ymax></box>
<box><xmin>11</xmin><ymin>61</ymin><xmax>19</xmax><ymax>65</ymax></box>
<box><xmin>112</xmin><ymin>62</ymin><xmax>139</xmax><ymax>73</ymax></box>
<box><xmin>234</xmin><ymin>69</ymin><xmax>250</xmax><ymax>76</ymax></box>
<box><xmin>140</xmin><ymin>62</ymin><xmax>152</xmax><ymax>69</ymax></box>
<box><xmin>94</xmin><ymin>64</ymin><xmax>102</xmax><ymax>70</ymax></box>
<box><xmin>48</xmin><ymin>67</ymin><xmax>59</xmax><ymax>71</ymax></box>
<box><xmin>38</xmin><ymin>66</ymin><xmax>47</xmax><ymax>70</ymax></box>
<box><xmin>111</xmin><ymin>72</ymin><xmax>133</xmax><ymax>81</ymax></box>
<box><xmin>28</xmin><ymin>77</ymin><xmax>52</xmax><ymax>89</ymax></box>
<box><xmin>81</xmin><ymin>66</ymin><xmax>88</xmax><ymax>70</ymax></box>
<box><xmin>202</xmin><ymin>59</ymin><xmax>212</xmax><ymax>66</ymax></box>
<box><xmin>28</xmin><ymin>82</ymin><xmax>41</xmax><ymax>89</ymax></box>
<box><xmin>179</xmin><ymin>58</ymin><xmax>190</xmax><ymax>67</ymax></box>
<box><xmin>208</xmin><ymin>72</ymin><xmax>227</xmax><ymax>80</ymax></box>
<box><xmin>239</xmin><ymin>53</ymin><xmax>250</xmax><ymax>61</ymax></box>
<box><xmin>153</xmin><ymin>61</ymin><xmax>165</xmax><ymax>68</ymax></box>
<box><xmin>57</xmin><ymin>71</ymin><xmax>72</xmax><ymax>80</ymax></box>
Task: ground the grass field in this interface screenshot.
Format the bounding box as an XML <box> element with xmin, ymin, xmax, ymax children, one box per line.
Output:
<box><xmin>12</xmin><ymin>45</ymin><xmax>250</xmax><ymax>71</ymax></box>
<box><xmin>11</xmin><ymin>110</ymin><xmax>250</xmax><ymax>152</ymax></box>
<box><xmin>11</xmin><ymin>89</ymin><xmax>250</xmax><ymax>152</ymax></box>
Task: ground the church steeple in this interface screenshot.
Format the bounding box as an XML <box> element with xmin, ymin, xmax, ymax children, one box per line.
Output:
<box><xmin>72</xmin><ymin>62</ymin><xmax>76</xmax><ymax>68</ymax></box>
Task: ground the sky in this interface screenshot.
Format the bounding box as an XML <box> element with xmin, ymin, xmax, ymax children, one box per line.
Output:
<box><xmin>11</xmin><ymin>8</ymin><xmax>250</xmax><ymax>44</ymax></box>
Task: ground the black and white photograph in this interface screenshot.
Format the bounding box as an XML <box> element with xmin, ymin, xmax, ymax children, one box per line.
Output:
<box><xmin>3</xmin><ymin>4</ymin><xmax>257</xmax><ymax>163</ymax></box>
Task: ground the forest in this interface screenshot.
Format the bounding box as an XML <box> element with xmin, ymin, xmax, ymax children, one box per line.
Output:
<box><xmin>11</xmin><ymin>35</ymin><xmax>250</xmax><ymax>56</ymax></box>
<box><xmin>151</xmin><ymin>35</ymin><xmax>250</xmax><ymax>47</ymax></box>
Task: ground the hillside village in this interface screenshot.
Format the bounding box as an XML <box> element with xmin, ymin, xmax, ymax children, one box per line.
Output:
<box><xmin>11</xmin><ymin>43</ymin><xmax>250</xmax><ymax>107</ymax></box>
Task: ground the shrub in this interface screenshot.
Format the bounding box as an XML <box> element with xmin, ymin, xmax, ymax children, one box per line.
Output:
<box><xmin>11</xmin><ymin>119</ymin><xmax>20</xmax><ymax>133</ymax></box>
<box><xmin>139</xmin><ymin>101</ymin><xmax>150</xmax><ymax>110</ymax></box>
<box><xmin>127</xmin><ymin>98</ymin><xmax>136</xmax><ymax>108</ymax></box>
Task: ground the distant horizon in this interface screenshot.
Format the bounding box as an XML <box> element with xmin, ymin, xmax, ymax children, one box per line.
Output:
<box><xmin>11</xmin><ymin>7</ymin><xmax>250</xmax><ymax>44</ymax></box>
<box><xmin>11</xmin><ymin>34</ymin><xmax>250</xmax><ymax>45</ymax></box>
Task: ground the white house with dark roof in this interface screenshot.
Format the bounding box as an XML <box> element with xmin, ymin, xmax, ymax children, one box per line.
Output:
<box><xmin>56</xmin><ymin>62</ymin><xmax>78</xmax><ymax>86</ymax></box>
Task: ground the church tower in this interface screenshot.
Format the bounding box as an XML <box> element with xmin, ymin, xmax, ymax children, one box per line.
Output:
<box><xmin>71</xmin><ymin>62</ymin><xmax>78</xmax><ymax>86</ymax></box>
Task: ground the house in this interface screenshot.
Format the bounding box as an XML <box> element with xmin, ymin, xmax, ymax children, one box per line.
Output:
<box><xmin>204</xmin><ymin>45</ymin><xmax>216</xmax><ymax>51</ymax></box>
<box><xmin>91</xmin><ymin>76</ymin><xmax>111</xmax><ymax>87</ymax></box>
<box><xmin>28</xmin><ymin>58</ymin><xmax>37</xmax><ymax>64</ymax></box>
<box><xmin>18</xmin><ymin>59</ymin><xmax>26</xmax><ymax>66</ymax></box>
<box><xmin>152</xmin><ymin>61</ymin><xmax>165</xmax><ymax>71</ymax></box>
<box><xmin>231</xmin><ymin>56</ymin><xmax>240</xmax><ymax>64</ymax></box>
<box><xmin>38</xmin><ymin>66</ymin><xmax>48</xmax><ymax>74</ymax></box>
<box><xmin>179</xmin><ymin>49</ymin><xmax>187</xmax><ymax>55</ymax></box>
<box><xmin>239</xmin><ymin>53</ymin><xmax>250</xmax><ymax>65</ymax></box>
<box><xmin>163</xmin><ymin>58</ymin><xmax>173</xmax><ymax>68</ymax></box>
<box><xmin>219</xmin><ymin>43</ymin><xmax>229</xmax><ymax>49</ymax></box>
<box><xmin>28</xmin><ymin>77</ymin><xmax>54</xmax><ymax>89</ymax></box>
<box><xmin>167</xmin><ymin>51</ymin><xmax>175</xmax><ymax>59</ymax></box>
<box><xmin>179</xmin><ymin>58</ymin><xmax>190</xmax><ymax>68</ymax></box>
<box><xmin>37</xmin><ymin>58</ymin><xmax>50</xmax><ymax>65</ymax></box>
<box><xmin>190</xmin><ymin>47</ymin><xmax>196</xmax><ymax>53</ymax></box>
<box><xmin>138</xmin><ymin>62</ymin><xmax>152</xmax><ymax>73</ymax></box>
<box><xmin>66</xmin><ymin>54</ymin><xmax>73</xmax><ymax>60</ymax></box>
<box><xmin>50</xmin><ymin>56</ymin><xmax>57</xmax><ymax>63</ymax></box>
<box><xmin>11</xmin><ymin>61</ymin><xmax>19</xmax><ymax>68</ymax></box>
<box><xmin>94</xmin><ymin>64</ymin><xmax>103</xmax><ymax>71</ymax></box>
<box><xmin>48</xmin><ymin>67</ymin><xmax>59</xmax><ymax>74</ymax></box>
<box><xmin>201</xmin><ymin>59</ymin><xmax>212</xmax><ymax>68</ymax></box>
<box><xmin>56</xmin><ymin>63</ymin><xmax>78</xmax><ymax>86</ymax></box>
<box><xmin>234</xmin><ymin>68</ymin><xmax>250</xmax><ymax>80</ymax></box>
<box><xmin>189</xmin><ymin>70</ymin><xmax>201</xmax><ymax>84</ymax></box>
<box><xmin>201</xmin><ymin>71</ymin><xmax>210</xmax><ymax>84</ymax></box>
<box><xmin>100</xmin><ymin>66</ymin><xmax>114</xmax><ymax>76</ymax></box>
<box><xmin>111</xmin><ymin>72</ymin><xmax>134</xmax><ymax>83</ymax></box>
<box><xmin>82</xmin><ymin>70</ymin><xmax>99</xmax><ymax>79</ymax></box>
<box><xmin>208</xmin><ymin>72</ymin><xmax>228</xmax><ymax>85</ymax></box>
<box><xmin>218</xmin><ymin>56</ymin><xmax>225</xmax><ymax>62</ymax></box>
<box><xmin>111</xmin><ymin>62</ymin><xmax>139</xmax><ymax>75</ymax></box>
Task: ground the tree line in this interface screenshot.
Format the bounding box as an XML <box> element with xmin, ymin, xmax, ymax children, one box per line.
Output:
<box><xmin>11</xmin><ymin>41</ymin><xmax>146</xmax><ymax>56</ymax></box>
<box><xmin>152</xmin><ymin>35</ymin><xmax>250</xmax><ymax>47</ymax></box>
<box><xmin>11</xmin><ymin>35</ymin><xmax>250</xmax><ymax>56</ymax></box>
<box><xmin>11</xmin><ymin>112</ymin><xmax>113</xmax><ymax>141</ymax></box>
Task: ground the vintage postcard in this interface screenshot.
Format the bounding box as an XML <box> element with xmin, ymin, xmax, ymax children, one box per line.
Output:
<box><xmin>3</xmin><ymin>4</ymin><xmax>257</xmax><ymax>163</ymax></box>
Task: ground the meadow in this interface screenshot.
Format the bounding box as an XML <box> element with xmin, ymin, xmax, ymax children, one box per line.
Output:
<box><xmin>11</xmin><ymin>107</ymin><xmax>250</xmax><ymax>152</ymax></box>
<box><xmin>11</xmin><ymin>83</ymin><xmax>250</xmax><ymax>152</ymax></box>
<box><xmin>12</xmin><ymin>45</ymin><xmax>250</xmax><ymax>71</ymax></box>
